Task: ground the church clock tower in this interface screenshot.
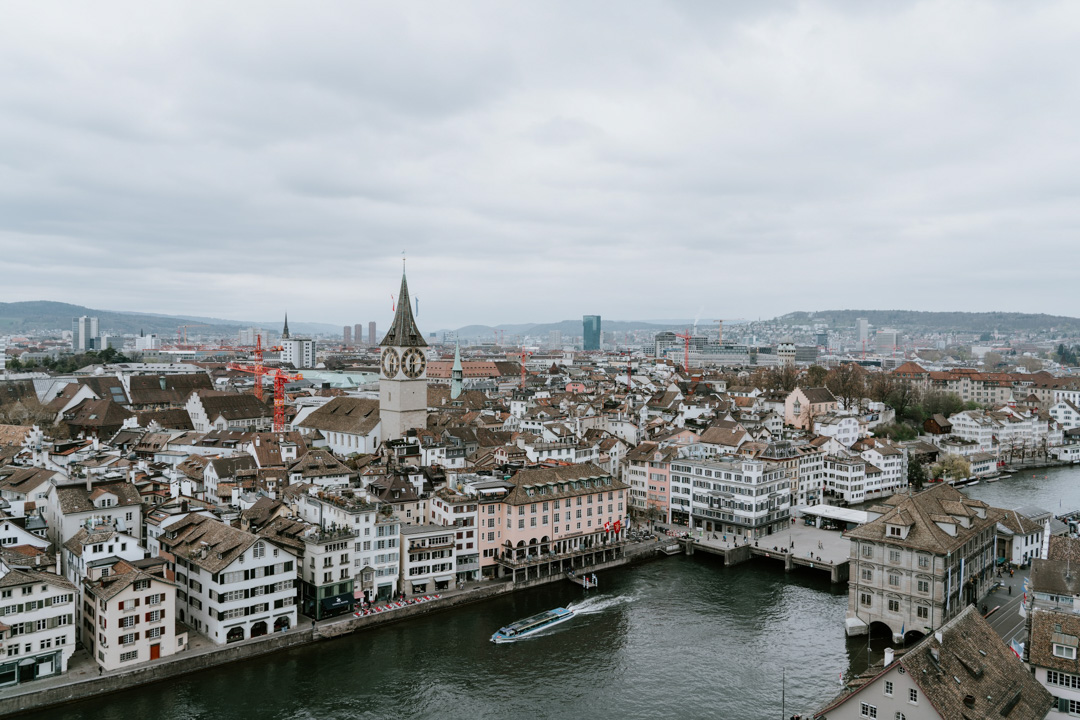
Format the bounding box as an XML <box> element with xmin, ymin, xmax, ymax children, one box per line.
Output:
<box><xmin>379</xmin><ymin>271</ymin><xmax>428</xmax><ymax>441</ymax></box>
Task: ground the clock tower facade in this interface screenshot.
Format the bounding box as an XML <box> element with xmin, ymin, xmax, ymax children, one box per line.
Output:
<box><xmin>379</xmin><ymin>271</ymin><xmax>428</xmax><ymax>441</ymax></box>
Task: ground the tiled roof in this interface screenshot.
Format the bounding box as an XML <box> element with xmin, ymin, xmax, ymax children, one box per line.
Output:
<box><xmin>129</xmin><ymin>373</ymin><xmax>213</xmax><ymax>406</ymax></box>
<box><xmin>845</xmin><ymin>483</ymin><xmax>1001</xmax><ymax>555</ymax></box>
<box><xmin>1030</xmin><ymin>609</ymin><xmax>1080</xmax><ymax>674</ymax></box>
<box><xmin>297</xmin><ymin>397</ymin><xmax>380</xmax><ymax>435</ymax></box>
<box><xmin>56</xmin><ymin>481</ymin><xmax>142</xmax><ymax>514</ymax></box>
<box><xmin>158</xmin><ymin>514</ymin><xmax>263</xmax><ymax>574</ymax></box>
<box><xmin>501</xmin><ymin>463</ymin><xmax>628</xmax><ymax>506</ymax></box>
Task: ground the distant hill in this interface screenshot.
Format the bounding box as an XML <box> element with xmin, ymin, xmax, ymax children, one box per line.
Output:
<box><xmin>0</xmin><ymin>301</ymin><xmax>339</xmax><ymax>337</ymax></box>
<box><xmin>773</xmin><ymin>310</ymin><xmax>1080</xmax><ymax>334</ymax></box>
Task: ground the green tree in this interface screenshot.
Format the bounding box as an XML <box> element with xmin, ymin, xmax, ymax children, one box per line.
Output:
<box><xmin>923</xmin><ymin>392</ymin><xmax>966</xmax><ymax>418</ymax></box>
<box><xmin>908</xmin><ymin>458</ymin><xmax>927</xmax><ymax>491</ymax></box>
<box><xmin>929</xmin><ymin>454</ymin><xmax>971</xmax><ymax>482</ymax></box>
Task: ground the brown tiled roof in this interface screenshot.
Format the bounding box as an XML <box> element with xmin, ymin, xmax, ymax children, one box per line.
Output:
<box><xmin>86</xmin><ymin>568</ymin><xmax>173</xmax><ymax>602</ymax></box>
<box><xmin>0</xmin><ymin>380</ymin><xmax>37</xmax><ymax>406</ymax></box>
<box><xmin>899</xmin><ymin>606</ymin><xmax>1051</xmax><ymax>718</ymax></box>
<box><xmin>0</xmin><ymin>424</ymin><xmax>31</xmax><ymax>448</ymax></box>
<box><xmin>0</xmin><ymin>567</ymin><xmax>76</xmax><ymax>591</ymax></box>
<box><xmin>288</xmin><ymin>449</ymin><xmax>353</xmax><ymax>479</ymax></box>
<box><xmin>1030</xmin><ymin>610</ymin><xmax>1080</xmax><ymax>674</ymax></box>
<box><xmin>297</xmin><ymin>397</ymin><xmax>380</xmax><ymax>435</ymax></box>
<box><xmin>63</xmin><ymin>398</ymin><xmax>135</xmax><ymax>428</ymax></box>
<box><xmin>56</xmin><ymin>480</ymin><xmax>142</xmax><ymax>514</ymax></box>
<box><xmin>798</xmin><ymin>387</ymin><xmax>836</xmax><ymax>404</ymax></box>
<box><xmin>501</xmin><ymin>463</ymin><xmax>627</xmax><ymax>506</ymax></box>
<box><xmin>845</xmin><ymin>483</ymin><xmax>1001</xmax><ymax>555</ymax></box>
<box><xmin>129</xmin><ymin>373</ymin><xmax>213</xmax><ymax>407</ymax></box>
<box><xmin>197</xmin><ymin>392</ymin><xmax>271</xmax><ymax>421</ymax></box>
<box><xmin>0</xmin><ymin>466</ymin><xmax>58</xmax><ymax>495</ymax></box>
<box><xmin>158</xmin><ymin>514</ymin><xmax>262</xmax><ymax>574</ymax></box>
<box><xmin>137</xmin><ymin>408</ymin><xmax>195</xmax><ymax>430</ymax></box>
<box><xmin>699</xmin><ymin>426</ymin><xmax>748</xmax><ymax>447</ymax></box>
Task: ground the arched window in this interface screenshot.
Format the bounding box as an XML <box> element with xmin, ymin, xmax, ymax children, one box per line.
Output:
<box><xmin>894</xmin><ymin>713</ymin><xmax>906</xmax><ymax>720</ymax></box>
<box><xmin>253</xmin><ymin>541</ymin><xmax>265</xmax><ymax>559</ymax></box>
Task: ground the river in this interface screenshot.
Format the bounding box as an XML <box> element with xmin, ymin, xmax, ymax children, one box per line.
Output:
<box><xmin>25</xmin><ymin>463</ymin><xmax>1080</xmax><ymax>720</ymax></box>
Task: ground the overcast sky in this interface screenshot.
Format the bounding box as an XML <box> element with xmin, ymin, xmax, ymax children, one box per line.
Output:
<box><xmin>1</xmin><ymin>2</ymin><xmax>1078</xmax><ymax>332</ymax></box>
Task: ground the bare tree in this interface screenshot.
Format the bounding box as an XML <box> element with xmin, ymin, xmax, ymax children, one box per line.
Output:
<box><xmin>887</xmin><ymin>383</ymin><xmax>921</xmax><ymax>423</ymax></box>
<box><xmin>867</xmin><ymin>372</ymin><xmax>896</xmax><ymax>404</ymax></box>
<box><xmin>825</xmin><ymin>363</ymin><xmax>866</xmax><ymax>414</ymax></box>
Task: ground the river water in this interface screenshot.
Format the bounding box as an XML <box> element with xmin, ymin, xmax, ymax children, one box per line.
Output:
<box><xmin>26</xmin><ymin>464</ymin><xmax>1080</xmax><ymax>720</ymax></box>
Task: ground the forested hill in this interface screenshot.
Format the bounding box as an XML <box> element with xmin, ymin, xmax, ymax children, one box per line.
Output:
<box><xmin>0</xmin><ymin>301</ymin><xmax>337</xmax><ymax>336</ymax></box>
<box><xmin>774</xmin><ymin>310</ymin><xmax>1080</xmax><ymax>335</ymax></box>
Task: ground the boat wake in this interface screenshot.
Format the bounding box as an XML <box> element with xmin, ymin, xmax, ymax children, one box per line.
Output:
<box><xmin>568</xmin><ymin>594</ymin><xmax>636</xmax><ymax>616</ymax></box>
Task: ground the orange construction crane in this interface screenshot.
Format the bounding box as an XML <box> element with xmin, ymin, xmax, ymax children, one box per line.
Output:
<box><xmin>673</xmin><ymin>329</ymin><xmax>692</xmax><ymax>372</ymax></box>
<box><xmin>227</xmin><ymin>360</ymin><xmax>302</xmax><ymax>432</ymax></box>
<box><xmin>714</xmin><ymin>319</ymin><xmax>746</xmax><ymax>345</ymax></box>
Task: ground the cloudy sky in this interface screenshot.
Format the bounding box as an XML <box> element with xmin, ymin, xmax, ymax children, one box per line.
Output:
<box><xmin>1</xmin><ymin>1</ymin><xmax>1078</xmax><ymax>331</ymax></box>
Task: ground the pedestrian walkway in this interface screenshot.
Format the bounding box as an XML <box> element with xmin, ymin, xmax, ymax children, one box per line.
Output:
<box><xmin>653</xmin><ymin>520</ymin><xmax>851</xmax><ymax>566</ymax></box>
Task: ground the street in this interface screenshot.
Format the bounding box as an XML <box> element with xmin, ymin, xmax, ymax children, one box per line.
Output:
<box><xmin>981</xmin><ymin>567</ymin><xmax>1029</xmax><ymax>647</ymax></box>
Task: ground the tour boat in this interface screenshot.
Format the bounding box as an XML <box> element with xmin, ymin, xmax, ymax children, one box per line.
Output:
<box><xmin>490</xmin><ymin>607</ymin><xmax>575</xmax><ymax>643</ymax></box>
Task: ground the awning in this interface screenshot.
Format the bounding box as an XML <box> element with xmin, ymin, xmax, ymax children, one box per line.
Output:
<box><xmin>321</xmin><ymin>593</ymin><xmax>353</xmax><ymax>612</ymax></box>
<box><xmin>434</xmin><ymin>575</ymin><xmax>454</xmax><ymax>583</ymax></box>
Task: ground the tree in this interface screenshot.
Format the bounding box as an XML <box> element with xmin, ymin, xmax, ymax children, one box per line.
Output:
<box><xmin>805</xmin><ymin>365</ymin><xmax>828</xmax><ymax>387</ymax></box>
<box><xmin>875</xmin><ymin>422</ymin><xmax>917</xmax><ymax>442</ymax></box>
<box><xmin>908</xmin><ymin>458</ymin><xmax>927</xmax><ymax>491</ymax></box>
<box><xmin>762</xmin><ymin>364</ymin><xmax>800</xmax><ymax>393</ymax></box>
<box><xmin>1018</xmin><ymin>356</ymin><xmax>1043</xmax><ymax>372</ymax></box>
<box><xmin>825</xmin><ymin>363</ymin><xmax>866</xmax><ymax>413</ymax></box>
<box><xmin>982</xmin><ymin>352</ymin><xmax>1004</xmax><ymax>369</ymax></box>
<box><xmin>929</xmin><ymin>453</ymin><xmax>971</xmax><ymax>482</ymax></box>
<box><xmin>887</xmin><ymin>383</ymin><xmax>922</xmax><ymax>424</ymax></box>
<box><xmin>867</xmin><ymin>373</ymin><xmax>896</xmax><ymax>404</ymax></box>
<box><xmin>923</xmin><ymin>391</ymin><xmax>966</xmax><ymax>419</ymax></box>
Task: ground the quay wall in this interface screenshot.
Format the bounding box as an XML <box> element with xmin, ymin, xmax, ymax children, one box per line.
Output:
<box><xmin>1</xmin><ymin>544</ymin><xmax>663</xmax><ymax>718</ymax></box>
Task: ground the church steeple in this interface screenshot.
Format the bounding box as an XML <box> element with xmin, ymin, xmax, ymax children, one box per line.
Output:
<box><xmin>450</xmin><ymin>342</ymin><xmax>464</xmax><ymax>400</ymax></box>
<box><xmin>282</xmin><ymin>313</ymin><xmax>290</xmax><ymax>340</ymax></box>
<box><xmin>380</xmin><ymin>272</ymin><xmax>427</xmax><ymax>347</ymax></box>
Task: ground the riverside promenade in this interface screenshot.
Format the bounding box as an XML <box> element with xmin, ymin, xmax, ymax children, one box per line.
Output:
<box><xmin>656</xmin><ymin>521</ymin><xmax>852</xmax><ymax>583</ymax></box>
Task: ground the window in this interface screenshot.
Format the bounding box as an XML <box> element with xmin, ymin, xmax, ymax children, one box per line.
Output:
<box><xmin>860</xmin><ymin>592</ymin><xmax>872</xmax><ymax>607</ymax></box>
<box><xmin>888</xmin><ymin>574</ymin><xmax>900</xmax><ymax>587</ymax></box>
<box><xmin>888</xmin><ymin>600</ymin><xmax>899</xmax><ymax>612</ymax></box>
<box><xmin>889</xmin><ymin>550</ymin><xmax>901</xmax><ymax>563</ymax></box>
<box><xmin>917</xmin><ymin>606</ymin><xmax>929</xmax><ymax>620</ymax></box>
<box><xmin>917</xmin><ymin>580</ymin><xmax>929</xmax><ymax>594</ymax></box>
<box><xmin>121</xmin><ymin>633</ymin><xmax>136</xmax><ymax>645</ymax></box>
<box><xmin>884</xmin><ymin>680</ymin><xmax>893</xmax><ymax>696</ymax></box>
<box><xmin>1047</xmin><ymin>670</ymin><xmax>1080</xmax><ymax>689</ymax></box>
<box><xmin>894</xmin><ymin>714</ymin><xmax>906</xmax><ymax>720</ymax></box>
<box><xmin>860</xmin><ymin>702</ymin><xmax>877</xmax><ymax>718</ymax></box>
<box><xmin>1054</xmin><ymin>644</ymin><xmax>1078</xmax><ymax>660</ymax></box>
<box><xmin>862</xmin><ymin>545</ymin><xmax>873</xmax><ymax>558</ymax></box>
<box><xmin>147</xmin><ymin>627</ymin><xmax>163</xmax><ymax>639</ymax></box>
<box><xmin>120</xmin><ymin>650</ymin><xmax>138</xmax><ymax>662</ymax></box>
<box><xmin>908</xmin><ymin>688</ymin><xmax>917</xmax><ymax>704</ymax></box>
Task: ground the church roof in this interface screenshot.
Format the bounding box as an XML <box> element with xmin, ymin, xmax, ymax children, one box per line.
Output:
<box><xmin>380</xmin><ymin>272</ymin><xmax>427</xmax><ymax>348</ymax></box>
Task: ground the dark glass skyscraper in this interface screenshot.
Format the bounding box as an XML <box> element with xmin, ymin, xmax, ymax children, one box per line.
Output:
<box><xmin>583</xmin><ymin>315</ymin><xmax>601</xmax><ymax>350</ymax></box>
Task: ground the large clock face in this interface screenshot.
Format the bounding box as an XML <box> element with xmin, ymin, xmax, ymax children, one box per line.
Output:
<box><xmin>381</xmin><ymin>348</ymin><xmax>400</xmax><ymax>377</ymax></box>
<box><xmin>401</xmin><ymin>347</ymin><xmax>427</xmax><ymax>379</ymax></box>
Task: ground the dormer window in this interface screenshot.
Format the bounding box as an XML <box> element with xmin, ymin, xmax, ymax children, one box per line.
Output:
<box><xmin>888</xmin><ymin>526</ymin><xmax>902</xmax><ymax>537</ymax></box>
<box><xmin>1054</xmin><ymin>644</ymin><xmax>1077</xmax><ymax>660</ymax></box>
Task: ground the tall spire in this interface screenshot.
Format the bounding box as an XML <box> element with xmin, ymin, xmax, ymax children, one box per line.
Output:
<box><xmin>450</xmin><ymin>342</ymin><xmax>464</xmax><ymax>400</ymax></box>
<box><xmin>282</xmin><ymin>312</ymin><xmax>290</xmax><ymax>340</ymax></box>
<box><xmin>380</xmin><ymin>272</ymin><xmax>427</xmax><ymax>347</ymax></box>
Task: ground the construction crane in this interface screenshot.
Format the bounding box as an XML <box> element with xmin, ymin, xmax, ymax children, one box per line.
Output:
<box><xmin>177</xmin><ymin>324</ymin><xmax>211</xmax><ymax>347</ymax></box>
<box><xmin>227</xmin><ymin>360</ymin><xmax>302</xmax><ymax>432</ymax></box>
<box><xmin>673</xmin><ymin>329</ymin><xmax>692</xmax><ymax>373</ymax></box>
<box><xmin>714</xmin><ymin>319</ymin><xmax>746</xmax><ymax>345</ymax></box>
<box><xmin>520</xmin><ymin>351</ymin><xmax>532</xmax><ymax>390</ymax></box>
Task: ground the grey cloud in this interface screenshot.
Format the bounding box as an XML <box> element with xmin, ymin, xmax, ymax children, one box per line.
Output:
<box><xmin>0</xmin><ymin>1</ymin><xmax>1078</xmax><ymax>329</ymax></box>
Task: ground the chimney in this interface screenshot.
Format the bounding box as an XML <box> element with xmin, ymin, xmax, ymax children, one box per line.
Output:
<box><xmin>884</xmin><ymin>647</ymin><xmax>894</xmax><ymax>666</ymax></box>
<box><xmin>86</xmin><ymin>472</ymin><xmax>92</xmax><ymax>493</ymax></box>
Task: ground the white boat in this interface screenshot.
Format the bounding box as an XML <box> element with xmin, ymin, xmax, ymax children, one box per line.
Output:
<box><xmin>491</xmin><ymin>607</ymin><xmax>575</xmax><ymax>643</ymax></box>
